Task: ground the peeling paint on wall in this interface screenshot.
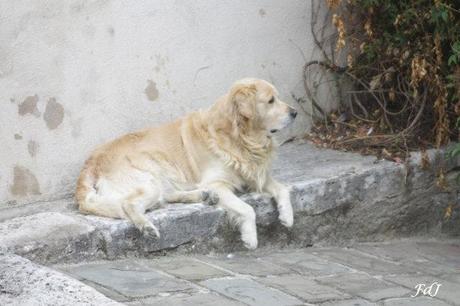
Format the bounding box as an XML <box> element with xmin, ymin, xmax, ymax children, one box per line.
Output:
<box><xmin>145</xmin><ymin>80</ymin><xmax>159</xmax><ymax>101</ymax></box>
<box><xmin>14</xmin><ymin>134</ymin><xmax>22</xmax><ymax>140</ymax></box>
<box><xmin>43</xmin><ymin>97</ymin><xmax>64</xmax><ymax>130</ymax></box>
<box><xmin>259</xmin><ymin>9</ymin><xmax>267</xmax><ymax>17</ymax></box>
<box><xmin>18</xmin><ymin>95</ymin><xmax>40</xmax><ymax>117</ymax></box>
<box><xmin>10</xmin><ymin>166</ymin><xmax>41</xmax><ymax>196</ymax></box>
<box><xmin>27</xmin><ymin>140</ymin><xmax>39</xmax><ymax>157</ymax></box>
<box><xmin>154</xmin><ymin>54</ymin><xmax>168</xmax><ymax>72</ymax></box>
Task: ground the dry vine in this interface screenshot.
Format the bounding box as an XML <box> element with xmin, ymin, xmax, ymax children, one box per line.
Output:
<box><xmin>303</xmin><ymin>0</ymin><xmax>460</xmax><ymax>161</ymax></box>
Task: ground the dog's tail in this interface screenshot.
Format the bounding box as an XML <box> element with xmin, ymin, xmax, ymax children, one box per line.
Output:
<box><xmin>75</xmin><ymin>156</ymin><xmax>126</xmax><ymax>218</ymax></box>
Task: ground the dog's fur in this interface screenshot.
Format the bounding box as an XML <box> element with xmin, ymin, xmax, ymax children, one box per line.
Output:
<box><xmin>76</xmin><ymin>78</ymin><xmax>297</xmax><ymax>249</ymax></box>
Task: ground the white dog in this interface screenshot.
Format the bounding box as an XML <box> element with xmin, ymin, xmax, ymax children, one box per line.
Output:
<box><xmin>76</xmin><ymin>78</ymin><xmax>297</xmax><ymax>249</ymax></box>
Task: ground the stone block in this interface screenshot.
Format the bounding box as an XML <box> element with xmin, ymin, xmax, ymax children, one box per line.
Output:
<box><xmin>262</xmin><ymin>249</ymin><xmax>353</xmax><ymax>276</ymax></box>
<box><xmin>317</xmin><ymin>273</ymin><xmax>410</xmax><ymax>302</ymax></box>
<box><xmin>143</xmin><ymin>256</ymin><xmax>230</xmax><ymax>281</ymax></box>
<box><xmin>354</xmin><ymin>240</ymin><xmax>458</xmax><ymax>275</ymax></box>
<box><xmin>382</xmin><ymin>297</ymin><xmax>449</xmax><ymax>306</ymax></box>
<box><xmin>61</xmin><ymin>259</ymin><xmax>197</xmax><ymax>298</ymax></box>
<box><xmin>319</xmin><ymin>299</ymin><xmax>376</xmax><ymax>306</ymax></box>
<box><xmin>200</xmin><ymin>277</ymin><xmax>304</xmax><ymax>306</ymax></box>
<box><xmin>384</xmin><ymin>274</ymin><xmax>460</xmax><ymax>305</ymax></box>
<box><xmin>84</xmin><ymin>203</ymin><xmax>224</xmax><ymax>258</ymax></box>
<box><xmin>198</xmin><ymin>253</ymin><xmax>291</xmax><ymax>276</ymax></box>
<box><xmin>258</xmin><ymin>274</ymin><xmax>350</xmax><ymax>303</ymax></box>
<box><xmin>311</xmin><ymin>248</ymin><xmax>417</xmax><ymax>275</ymax></box>
<box><xmin>0</xmin><ymin>212</ymin><xmax>101</xmax><ymax>264</ymax></box>
<box><xmin>126</xmin><ymin>293</ymin><xmax>245</xmax><ymax>306</ymax></box>
<box><xmin>0</xmin><ymin>252</ymin><xmax>121</xmax><ymax>306</ymax></box>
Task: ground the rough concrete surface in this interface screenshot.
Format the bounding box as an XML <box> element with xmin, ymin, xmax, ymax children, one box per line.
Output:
<box><xmin>0</xmin><ymin>212</ymin><xmax>101</xmax><ymax>264</ymax></box>
<box><xmin>52</xmin><ymin>239</ymin><xmax>460</xmax><ymax>306</ymax></box>
<box><xmin>0</xmin><ymin>141</ymin><xmax>459</xmax><ymax>264</ymax></box>
<box><xmin>0</xmin><ymin>251</ymin><xmax>121</xmax><ymax>306</ymax></box>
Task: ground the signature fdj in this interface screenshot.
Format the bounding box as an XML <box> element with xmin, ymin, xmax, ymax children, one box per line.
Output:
<box><xmin>411</xmin><ymin>282</ymin><xmax>442</xmax><ymax>297</ymax></box>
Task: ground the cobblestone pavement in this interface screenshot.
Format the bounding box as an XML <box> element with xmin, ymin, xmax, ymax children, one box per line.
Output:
<box><xmin>54</xmin><ymin>239</ymin><xmax>460</xmax><ymax>306</ymax></box>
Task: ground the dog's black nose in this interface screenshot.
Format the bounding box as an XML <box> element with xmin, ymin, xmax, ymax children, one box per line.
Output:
<box><xmin>290</xmin><ymin>109</ymin><xmax>297</xmax><ymax>119</ymax></box>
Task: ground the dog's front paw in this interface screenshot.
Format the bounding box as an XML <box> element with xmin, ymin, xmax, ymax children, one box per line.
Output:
<box><xmin>142</xmin><ymin>223</ymin><xmax>160</xmax><ymax>239</ymax></box>
<box><xmin>242</xmin><ymin>233</ymin><xmax>258</xmax><ymax>250</ymax></box>
<box><xmin>202</xmin><ymin>190</ymin><xmax>219</xmax><ymax>206</ymax></box>
<box><xmin>279</xmin><ymin>211</ymin><xmax>294</xmax><ymax>228</ymax></box>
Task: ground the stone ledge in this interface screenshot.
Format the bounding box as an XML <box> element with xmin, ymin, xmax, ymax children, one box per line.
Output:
<box><xmin>0</xmin><ymin>212</ymin><xmax>102</xmax><ymax>264</ymax></box>
<box><xmin>0</xmin><ymin>142</ymin><xmax>458</xmax><ymax>263</ymax></box>
<box><xmin>0</xmin><ymin>205</ymin><xmax>224</xmax><ymax>264</ymax></box>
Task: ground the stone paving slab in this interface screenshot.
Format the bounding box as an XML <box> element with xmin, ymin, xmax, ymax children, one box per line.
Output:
<box><xmin>382</xmin><ymin>297</ymin><xmax>450</xmax><ymax>306</ymax></box>
<box><xmin>439</xmin><ymin>273</ymin><xmax>460</xmax><ymax>284</ymax></box>
<box><xmin>199</xmin><ymin>277</ymin><xmax>305</xmax><ymax>306</ymax></box>
<box><xmin>143</xmin><ymin>256</ymin><xmax>230</xmax><ymax>281</ymax></box>
<box><xmin>48</xmin><ymin>239</ymin><xmax>460</xmax><ymax>306</ymax></box>
<box><xmin>410</xmin><ymin>241</ymin><xmax>460</xmax><ymax>269</ymax></box>
<box><xmin>354</xmin><ymin>240</ymin><xmax>460</xmax><ymax>275</ymax></box>
<box><xmin>310</xmin><ymin>248</ymin><xmax>418</xmax><ymax>276</ymax></box>
<box><xmin>0</xmin><ymin>252</ymin><xmax>121</xmax><ymax>306</ymax></box>
<box><xmin>384</xmin><ymin>274</ymin><xmax>460</xmax><ymax>305</ymax></box>
<box><xmin>60</xmin><ymin>259</ymin><xmax>198</xmax><ymax>298</ymax></box>
<box><xmin>319</xmin><ymin>299</ymin><xmax>376</xmax><ymax>306</ymax></box>
<box><xmin>125</xmin><ymin>293</ymin><xmax>246</xmax><ymax>306</ymax></box>
<box><xmin>260</xmin><ymin>249</ymin><xmax>353</xmax><ymax>276</ymax></box>
<box><xmin>196</xmin><ymin>253</ymin><xmax>292</xmax><ymax>276</ymax></box>
<box><xmin>315</xmin><ymin>273</ymin><xmax>411</xmax><ymax>302</ymax></box>
<box><xmin>258</xmin><ymin>274</ymin><xmax>350</xmax><ymax>303</ymax></box>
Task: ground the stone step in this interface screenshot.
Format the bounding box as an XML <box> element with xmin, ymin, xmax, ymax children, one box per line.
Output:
<box><xmin>0</xmin><ymin>141</ymin><xmax>459</xmax><ymax>264</ymax></box>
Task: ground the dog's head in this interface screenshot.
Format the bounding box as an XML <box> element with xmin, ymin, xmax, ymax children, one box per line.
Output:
<box><xmin>228</xmin><ymin>78</ymin><xmax>297</xmax><ymax>134</ymax></box>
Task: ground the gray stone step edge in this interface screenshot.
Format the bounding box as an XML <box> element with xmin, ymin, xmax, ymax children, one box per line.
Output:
<box><xmin>0</xmin><ymin>148</ymin><xmax>458</xmax><ymax>265</ymax></box>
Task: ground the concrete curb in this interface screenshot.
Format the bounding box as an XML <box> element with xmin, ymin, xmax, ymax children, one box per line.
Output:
<box><xmin>0</xmin><ymin>142</ymin><xmax>458</xmax><ymax>264</ymax></box>
<box><xmin>0</xmin><ymin>205</ymin><xmax>224</xmax><ymax>264</ymax></box>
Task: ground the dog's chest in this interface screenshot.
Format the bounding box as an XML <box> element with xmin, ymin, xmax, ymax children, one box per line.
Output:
<box><xmin>238</xmin><ymin>160</ymin><xmax>270</xmax><ymax>192</ymax></box>
<box><xmin>200</xmin><ymin>157</ymin><xmax>269</xmax><ymax>192</ymax></box>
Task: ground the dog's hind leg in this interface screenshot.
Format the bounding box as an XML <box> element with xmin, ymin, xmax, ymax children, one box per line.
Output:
<box><xmin>121</xmin><ymin>187</ymin><xmax>162</xmax><ymax>238</ymax></box>
<box><xmin>164</xmin><ymin>189</ymin><xmax>219</xmax><ymax>205</ymax></box>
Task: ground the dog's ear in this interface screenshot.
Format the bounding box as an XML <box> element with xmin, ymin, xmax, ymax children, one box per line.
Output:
<box><xmin>229</xmin><ymin>84</ymin><xmax>257</xmax><ymax>119</ymax></box>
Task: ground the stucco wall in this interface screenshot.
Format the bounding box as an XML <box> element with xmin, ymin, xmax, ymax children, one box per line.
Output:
<box><xmin>1</xmin><ymin>0</ymin><xmax>325</xmax><ymax>207</ymax></box>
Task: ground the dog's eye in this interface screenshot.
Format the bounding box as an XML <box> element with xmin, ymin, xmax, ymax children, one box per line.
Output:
<box><xmin>268</xmin><ymin>97</ymin><xmax>275</xmax><ymax>104</ymax></box>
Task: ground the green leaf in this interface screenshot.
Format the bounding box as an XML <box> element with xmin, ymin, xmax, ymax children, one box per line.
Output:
<box><xmin>441</xmin><ymin>10</ymin><xmax>448</xmax><ymax>22</ymax></box>
<box><xmin>453</xmin><ymin>41</ymin><xmax>460</xmax><ymax>53</ymax></box>
<box><xmin>448</xmin><ymin>146</ymin><xmax>460</xmax><ymax>158</ymax></box>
